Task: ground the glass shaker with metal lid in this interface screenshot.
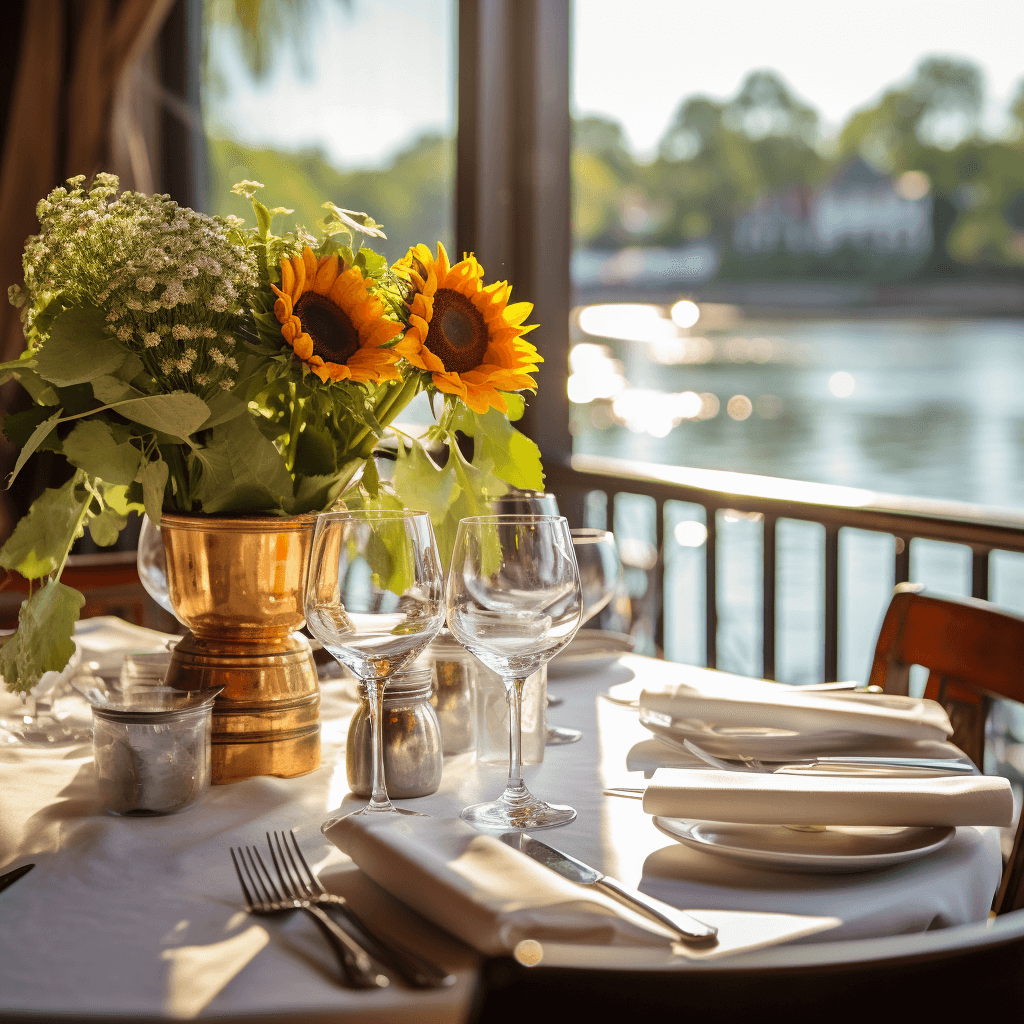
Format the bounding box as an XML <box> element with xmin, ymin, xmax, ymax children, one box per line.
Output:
<box><xmin>346</xmin><ymin>667</ymin><xmax>443</xmax><ymax>798</ymax></box>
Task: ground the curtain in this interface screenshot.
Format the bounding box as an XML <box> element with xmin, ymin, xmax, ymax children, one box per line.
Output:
<box><xmin>0</xmin><ymin>0</ymin><xmax>177</xmax><ymax>368</ymax></box>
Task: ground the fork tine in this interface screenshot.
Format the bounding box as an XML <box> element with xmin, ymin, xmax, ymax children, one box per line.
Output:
<box><xmin>229</xmin><ymin>848</ymin><xmax>255</xmax><ymax>910</ymax></box>
<box><xmin>238</xmin><ymin>846</ymin><xmax>272</xmax><ymax>906</ymax></box>
<box><xmin>266</xmin><ymin>832</ymin><xmax>299</xmax><ymax>900</ymax></box>
<box><xmin>288</xmin><ymin>830</ymin><xmax>328</xmax><ymax>896</ymax></box>
<box><xmin>250</xmin><ymin>846</ymin><xmax>286</xmax><ymax>902</ymax></box>
<box><xmin>276</xmin><ymin>831</ymin><xmax>315</xmax><ymax>899</ymax></box>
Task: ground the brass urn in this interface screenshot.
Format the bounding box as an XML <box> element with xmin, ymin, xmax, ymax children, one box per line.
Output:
<box><xmin>161</xmin><ymin>513</ymin><xmax>320</xmax><ymax>784</ymax></box>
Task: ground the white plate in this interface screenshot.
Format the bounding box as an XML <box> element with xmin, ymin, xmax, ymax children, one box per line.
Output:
<box><xmin>652</xmin><ymin>817</ymin><xmax>955</xmax><ymax>874</ymax></box>
<box><xmin>548</xmin><ymin>630</ymin><xmax>635</xmax><ymax>677</ymax></box>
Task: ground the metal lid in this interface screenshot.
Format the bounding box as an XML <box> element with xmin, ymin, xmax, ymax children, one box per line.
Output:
<box><xmin>357</xmin><ymin>667</ymin><xmax>433</xmax><ymax>702</ymax></box>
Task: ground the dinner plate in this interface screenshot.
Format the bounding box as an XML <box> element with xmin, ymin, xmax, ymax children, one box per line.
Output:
<box><xmin>652</xmin><ymin>817</ymin><xmax>955</xmax><ymax>874</ymax></box>
<box><xmin>549</xmin><ymin>630</ymin><xmax>635</xmax><ymax>678</ymax></box>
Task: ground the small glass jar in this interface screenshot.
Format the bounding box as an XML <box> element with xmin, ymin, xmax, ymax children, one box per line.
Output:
<box><xmin>474</xmin><ymin>663</ymin><xmax>547</xmax><ymax>766</ymax></box>
<box><xmin>92</xmin><ymin>696</ymin><xmax>212</xmax><ymax>816</ymax></box>
<box><xmin>346</xmin><ymin>667</ymin><xmax>443</xmax><ymax>798</ymax></box>
<box><xmin>419</xmin><ymin>629</ymin><xmax>476</xmax><ymax>755</ymax></box>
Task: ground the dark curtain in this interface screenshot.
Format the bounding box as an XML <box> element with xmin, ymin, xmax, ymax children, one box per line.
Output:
<box><xmin>0</xmin><ymin>0</ymin><xmax>176</xmax><ymax>538</ymax></box>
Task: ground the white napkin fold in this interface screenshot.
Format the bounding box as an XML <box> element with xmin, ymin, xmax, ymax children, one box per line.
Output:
<box><xmin>641</xmin><ymin>767</ymin><xmax>1014</xmax><ymax>826</ymax></box>
<box><xmin>322</xmin><ymin>814</ymin><xmax>676</xmax><ymax>955</ymax></box>
<box><xmin>639</xmin><ymin>671</ymin><xmax>952</xmax><ymax>751</ymax></box>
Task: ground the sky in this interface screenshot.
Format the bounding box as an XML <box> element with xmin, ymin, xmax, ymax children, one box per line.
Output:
<box><xmin>207</xmin><ymin>0</ymin><xmax>1024</xmax><ymax>167</ymax></box>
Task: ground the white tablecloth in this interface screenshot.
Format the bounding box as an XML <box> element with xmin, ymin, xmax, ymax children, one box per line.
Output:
<box><xmin>0</xmin><ymin>653</ymin><xmax>1003</xmax><ymax>1020</ymax></box>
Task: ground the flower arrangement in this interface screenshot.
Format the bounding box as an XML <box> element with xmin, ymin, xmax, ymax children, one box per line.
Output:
<box><xmin>0</xmin><ymin>174</ymin><xmax>544</xmax><ymax>692</ymax></box>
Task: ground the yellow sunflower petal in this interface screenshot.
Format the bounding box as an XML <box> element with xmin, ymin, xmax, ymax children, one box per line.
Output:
<box><xmin>314</xmin><ymin>254</ymin><xmax>339</xmax><ymax>295</ymax></box>
<box><xmin>302</xmin><ymin>247</ymin><xmax>318</xmax><ymax>283</ymax></box>
<box><xmin>432</xmin><ymin>371</ymin><xmax>469</xmax><ymax>400</ymax></box>
<box><xmin>503</xmin><ymin>301</ymin><xmax>534</xmax><ymax>327</ymax></box>
<box><xmin>293</xmin><ymin>333</ymin><xmax>314</xmax><ymax>360</ymax></box>
<box><xmin>435</xmin><ymin>242</ymin><xmax>451</xmax><ymax>282</ymax></box>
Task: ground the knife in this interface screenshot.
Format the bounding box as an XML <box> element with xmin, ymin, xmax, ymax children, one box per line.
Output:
<box><xmin>502</xmin><ymin>833</ymin><xmax>717</xmax><ymax>943</ymax></box>
<box><xmin>0</xmin><ymin>863</ymin><xmax>34</xmax><ymax>894</ymax></box>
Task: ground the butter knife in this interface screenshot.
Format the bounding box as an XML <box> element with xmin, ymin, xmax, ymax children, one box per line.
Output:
<box><xmin>0</xmin><ymin>863</ymin><xmax>34</xmax><ymax>894</ymax></box>
<box><xmin>502</xmin><ymin>834</ymin><xmax>717</xmax><ymax>943</ymax></box>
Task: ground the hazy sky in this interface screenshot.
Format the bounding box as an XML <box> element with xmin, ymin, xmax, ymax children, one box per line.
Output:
<box><xmin>208</xmin><ymin>0</ymin><xmax>1024</xmax><ymax>167</ymax></box>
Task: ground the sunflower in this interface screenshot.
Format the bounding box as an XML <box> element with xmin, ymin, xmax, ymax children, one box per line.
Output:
<box><xmin>393</xmin><ymin>243</ymin><xmax>541</xmax><ymax>415</ymax></box>
<box><xmin>271</xmin><ymin>247</ymin><xmax>403</xmax><ymax>384</ymax></box>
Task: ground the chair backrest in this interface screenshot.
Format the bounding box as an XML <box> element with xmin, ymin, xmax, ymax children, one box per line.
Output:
<box><xmin>868</xmin><ymin>582</ymin><xmax>1024</xmax><ymax>914</ymax></box>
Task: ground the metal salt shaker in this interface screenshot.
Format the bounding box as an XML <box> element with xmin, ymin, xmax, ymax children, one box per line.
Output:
<box><xmin>346</xmin><ymin>667</ymin><xmax>443</xmax><ymax>798</ymax></box>
<box><xmin>420</xmin><ymin>629</ymin><xmax>476</xmax><ymax>755</ymax></box>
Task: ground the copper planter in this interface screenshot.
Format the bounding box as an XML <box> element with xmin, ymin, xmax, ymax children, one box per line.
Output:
<box><xmin>161</xmin><ymin>513</ymin><xmax>320</xmax><ymax>784</ymax></box>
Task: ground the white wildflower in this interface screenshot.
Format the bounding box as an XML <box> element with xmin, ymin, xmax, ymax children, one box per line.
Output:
<box><xmin>126</xmin><ymin>297</ymin><xmax>142</xmax><ymax>311</ymax></box>
<box><xmin>160</xmin><ymin>358</ymin><xmax>175</xmax><ymax>374</ymax></box>
<box><xmin>220</xmin><ymin>379</ymin><xmax>234</xmax><ymax>390</ymax></box>
<box><xmin>176</xmin><ymin>349</ymin><xmax>196</xmax><ymax>372</ymax></box>
<box><xmin>224</xmin><ymin>356</ymin><xmax>238</xmax><ymax>371</ymax></box>
<box><xmin>135</xmin><ymin>276</ymin><xmax>155</xmax><ymax>292</ymax></box>
<box><xmin>201</xmin><ymin>327</ymin><xmax>216</xmax><ymax>339</ymax></box>
<box><xmin>106</xmin><ymin>310</ymin><xmax>120</xmax><ymax>322</ymax></box>
<box><xmin>209</xmin><ymin>294</ymin><xmax>228</xmax><ymax>312</ymax></box>
<box><xmin>143</xmin><ymin>332</ymin><xmax>161</xmax><ymax>348</ymax></box>
<box><xmin>209</xmin><ymin>349</ymin><xmax>225</xmax><ymax>365</ymax></box>
<box><xmin>171</xmin><ymin>324</ymin><xmax>191</xmax><ymax>341</ymax></box>
<box><xmin>117</xmin><ymin>325</ymin><xmax>131</xmax><ymax>341</ymax></box>
<box><xmin>163</xmin><ymin>281</ymin><xmax>186</xmax><ymax>306</ymax></box>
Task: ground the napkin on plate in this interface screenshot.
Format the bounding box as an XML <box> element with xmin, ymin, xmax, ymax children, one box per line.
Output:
<box><xmin>639</xmin><ymin>671</ymin><xmax>952</xmax><ymax>756</ymax></box>
<box><xmin>641</xmin><ymin>767</ymin><xmax>1014</xmax><ymax>827</ymax></box>
<box><xmin>322</xmin><ymin>813</ymin><xmax>677</xmax><ymax>955</ymax></box>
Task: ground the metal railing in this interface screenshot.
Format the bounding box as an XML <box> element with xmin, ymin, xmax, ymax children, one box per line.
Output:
<box><xmin>548</xmin><ymin>453</ymin><xmax>1024</xmax><ymax>681</ymax></box>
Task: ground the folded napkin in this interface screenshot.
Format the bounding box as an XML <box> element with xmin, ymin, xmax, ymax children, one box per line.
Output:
<box><xmin>642</xmin><ymin>768</ymin><xmax>1014</xmax><ymax>827</ymax></box>
<box><xmin>639</xmin><ymin>671</ymin><xmax>952</xmax><ymax>755</ymax></box>
<box><xmin>322</xmin><ymin>814</ymin><xmax>676</xmax><ymax>955</ymax></box>
<box><xmin>73</xmin><ymin>616</ymin><xmax>177</xmax><ymax>676</ymax></box>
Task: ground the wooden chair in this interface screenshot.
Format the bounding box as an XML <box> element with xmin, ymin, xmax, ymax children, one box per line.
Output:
<box><xmin>868</xmin><ymin>581</ymin><xmax>1024</xmax><ymax>914</ymax></box>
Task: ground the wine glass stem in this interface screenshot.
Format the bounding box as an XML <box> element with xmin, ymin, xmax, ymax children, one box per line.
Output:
<box><xmin>365</xmin><ymin>679</ymin><xmax>395</xmax><ymax>812</ymax></box>
<box><xmin>503</xmin><ymin>676</ymin><xmax>534</xmax><ymax>807</ymax></box>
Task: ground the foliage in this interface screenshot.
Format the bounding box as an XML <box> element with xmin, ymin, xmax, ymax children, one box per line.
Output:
<box><xmin>0</xmin><ymin>174</ymin><xmax>543</xmax><ymax>692</ymax></box>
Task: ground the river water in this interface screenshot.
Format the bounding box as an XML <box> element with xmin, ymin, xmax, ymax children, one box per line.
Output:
<box><xmin>571</xmin><ymin>314</ymin><xmax>1024</xmax><ymax>684</ymax></box>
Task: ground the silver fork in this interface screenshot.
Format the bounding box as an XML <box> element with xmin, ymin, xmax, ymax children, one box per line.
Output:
<box><xmin>229</xmin><ymin>844</ymin><xmax>388</xmax><ymax>990</ymax></box>
<box><xmin>267</xmin><ymin>830</ymin><xmax>456</xmax><ymax>990</ymax></box>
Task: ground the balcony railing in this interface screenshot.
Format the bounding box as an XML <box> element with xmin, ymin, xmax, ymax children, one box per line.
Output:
<box><xmin>549</xmin><ymin>453</ymin><xmax>1024</xmax><ymax>682</ymax></box>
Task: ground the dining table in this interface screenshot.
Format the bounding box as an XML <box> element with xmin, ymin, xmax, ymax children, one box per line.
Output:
<box><xmin>0</xmin><ymin>645</ymin><xmax>1005</xmax><ymax>1023</ymax></box>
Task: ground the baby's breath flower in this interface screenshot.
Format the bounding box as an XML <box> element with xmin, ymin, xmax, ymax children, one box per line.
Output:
<box><xmin>143</xmin><ymin>332</ymin><xmax>161</xmax><ymax>347</ymax></box>
<box><xmin>172</xmin><ymin>324</ymin><xmax>191</xmax><ymax>341</ymax></box>
<box><xmin>116</xmin><ymin>325</ymin><xmax>131</xmax><ymax>341</ymax></box>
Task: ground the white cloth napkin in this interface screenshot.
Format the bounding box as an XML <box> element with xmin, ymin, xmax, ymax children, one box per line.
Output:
<box><xmin>322</xmin><ymin>814</ymin><xmax>677</xmax><ymax>955</ymax></box>
<box><xmin>322</xmin><ymin>813</ymin><xmax>841</xmax><ymax>960</ymax></box>
<box><xmin>639</xmin><ymin>671</ymin><xmax>952</xmax><ymax>756</ymax></box>
<box><xmin>641</xmin><ymin>767</ymin><xmax>1014</xmax><ymax>826</ymax></box>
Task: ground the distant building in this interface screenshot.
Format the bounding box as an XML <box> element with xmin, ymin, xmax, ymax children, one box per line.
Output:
<box><xmin>733</xmin><ymin>158</ymin><xmax>932</xmax><ymax>258</ymax></box>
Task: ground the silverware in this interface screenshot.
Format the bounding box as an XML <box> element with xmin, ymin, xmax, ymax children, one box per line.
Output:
<box><xmin>0</xmin><ymin>863</ymin><xmax>34</xmax><ymax>894</ymax></box>
<box><xmin>502</xmin><ymin>833</ymin><xmax>717</xmax><ymax>943</ymax></box>
<box><xmin>229</xmin><ymin>844</ymin><xmax>388</xmax><ymax>990</ymax></box>
<box><xmin>676</xmin><ymin>737</ymin><xmax>975</xmax><ymax>775</ymax></box>
<box><xmin>267</xmin><ymin>831</ymin><xmax>455</xmax><ymax>989</ymax></box>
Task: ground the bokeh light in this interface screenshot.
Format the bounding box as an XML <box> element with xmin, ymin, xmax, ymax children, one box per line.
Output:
<box><xmin>727</xmin><ymin>395</ymin><xmax>753</xmax><ymax>420</ymax></box>
<box><xmin>828</xmin><ymin>371</ymin><xmax>856</xmax><ymax>398</ymax></box>
<box><xmin>674</xmin><ymin>521</ymin><xmax>708</xmax><ymax>547</ymax></box>
<box><xmin>670</xmin><ymin>299</ymin><xmax>700</xmax><ymax>329</ymax></box>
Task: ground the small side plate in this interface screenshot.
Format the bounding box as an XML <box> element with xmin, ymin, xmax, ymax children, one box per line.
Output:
<box><xmin>653</xmin><ymin>817</ymin><xmax>956</xmax><ymax>874</ymax></box>
<box><xmin>548</xmin><ymin>630</ymin><xmax>635</xmax><ymax>678</ymax></box>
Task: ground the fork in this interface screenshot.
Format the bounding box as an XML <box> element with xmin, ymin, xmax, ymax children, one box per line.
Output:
<box><xmin>267</xmin><ymin>830</ymin><xmax>456</xmax><ymax>989</ymax></box>
<box><xmin>229</xmin><ymin>845</ymin><xmax>388</xmax><ymax>989</ymax></box>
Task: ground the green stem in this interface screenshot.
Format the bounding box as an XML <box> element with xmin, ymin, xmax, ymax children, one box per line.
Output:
<box><xmin>54</xmin><ymin>474</ymin><xmax>93</xmax><ymax>581</ymax></box>
<box><xmin>164</xmin><ymin>446</ymin><xmax>190</xmax><ymax>509</ymax></box>
<box><xmin>286</xmin><ymin>382</ymin><xmax>303</xmax><ymax>471</ymax></box>
<box><xmin>351</xmin><ymin>377</ymin><xmax>422</xmax><ymax>459</ymax></box>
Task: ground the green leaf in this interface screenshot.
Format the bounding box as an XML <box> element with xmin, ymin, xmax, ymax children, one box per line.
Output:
<box><xmin>3</xmin><ymin>405</ymin><xmax>59</xmax><ymax>449</ymax></box>
<box><xmin>6</xmin><ymin>410</ymin><xmax>62</xmax><ymax>487</ymax></box>
<box><xmin>0</xmin><ymin>581</ymin><xmax>84</xmax><ymax>693</ymax></box>
<box><xmin>286</xmin><ymin>472</ymin><xmax>348</xmax><ymax>515</ymax></box>
<box><xmin>461</xmin><ymin>408</ymin><xmax>545</xmax><ymax>492</ymax></box>
<box><xmin>0</xmin><ymin>476</ymin><xmax>89</xmax><ymax>579</ymax></box>
<box><xmin>354</xmin><ymin>248</ymin><xmax>388</xmax><ymax>278</ymax></box>
<box><xmin>139</xmin><ymin>459</ymin><xmax>169</xmax><ymax>525</ymax></box>
<box><xmin>92</xmin><ymin>378</ymin><xmax>210</xmax><ymax>440</ymax></box>
<box><xmin>504</xmin><ymin>393</ymin><xmax>526</xmax><ymax>421</ymax></box>
<box><xmin>62</xmin><ymin>419</ymin><xmax>143</xmax><ymax>486</ymax></box>
<box><xmin>88</xmin><ymin>506</ymin><xmax>127</xmax><ymax>547</ymax></box>
<box><xmin>192</xmin><ymin>415</ymin><xmax>293</xmax><ymax>514</ymax></box>
<box><xmin>34</xmin><ymin>305</ymin><xmax>127</xmax><ymax>386</ymax></box>
<box><xmin>200</xmin><ymin>390</ymin><xmax>247</xmax><ymax>431</ymax></box>
<box><xmin>361</xmin><ymin>455</ymin><xmax>380</xmax><ymax>498</ymax></box>
<box><xmin>293</xmin><ymin>424</ymin><xmax>337</xmax><ymax>477</ymax></box>
<box><xmin>103</xmin><ymin>484</ymin><xmax>145</xmax><ymax>518</ymax></box>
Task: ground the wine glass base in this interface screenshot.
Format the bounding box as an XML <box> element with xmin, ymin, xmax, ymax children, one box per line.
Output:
<box><xmin>461</xmin><ymin>798</ymin><xmax>577</xmax><ymax>831</ymax></box>
<box><xmin>546</xmin><ymin>726</ymin><xmax>583</xmax><ymax>745</ymax></box>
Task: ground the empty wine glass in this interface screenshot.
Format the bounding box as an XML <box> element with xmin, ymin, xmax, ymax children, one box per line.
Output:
<box><xmin>137</xmin><ymin>515</ymin><xmax>180</xmax><ymax>620</ymax></box>
<box><xmin>448</xmin><ymin>514</ymin><xmax>583</xmax><ymax>830</ymax></box>
<box><xmin>306</xmin><ymin>509</ymin><xmax>445</xmax><ymax>815</ymax></box>
<box><xmin>543</xmin><ymin>529</ymin><xmax>623</xmax><ymax>746</ymax></box>
<box><xmin>489</xmin><ymin>491</ymin><xmax>560</xmax><ymax>516</ymax></box>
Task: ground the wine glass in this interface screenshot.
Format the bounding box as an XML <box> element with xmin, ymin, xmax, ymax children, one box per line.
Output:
<box><xmin>447</xmin><ymin>515</ymin><xmax>583</xmax><ymax>830</ymax></box>
<box><xmin>137</xmin><ymin>515</ymin><xmax>180</xmax><ymax>620</ymax></box>
<box><xmin>305</xmin><ymin>509</ymin><xmax>445</xmax><ymax>815</ymax></box>
<box><xmin>489</xmin><ymin>491</ymin><xmax>560</xmax><ymax>516</ymax></box>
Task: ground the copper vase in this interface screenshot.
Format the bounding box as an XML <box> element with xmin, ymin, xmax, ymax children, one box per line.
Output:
<box><xmin>160</xmin><ymin>513</ymin><xmax>320</xmax><ymax>784</ymax></box>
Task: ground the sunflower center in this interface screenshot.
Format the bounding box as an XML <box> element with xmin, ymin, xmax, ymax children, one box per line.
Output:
<box><xmin>295</xmin><ymin>293</ymin><xmax>360</xmax><ymax>365</ymax></box>
<box><xmin>424</xmin><ymin>288</ymin><xmax>488</xmax><ymax>374</ymax></box>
